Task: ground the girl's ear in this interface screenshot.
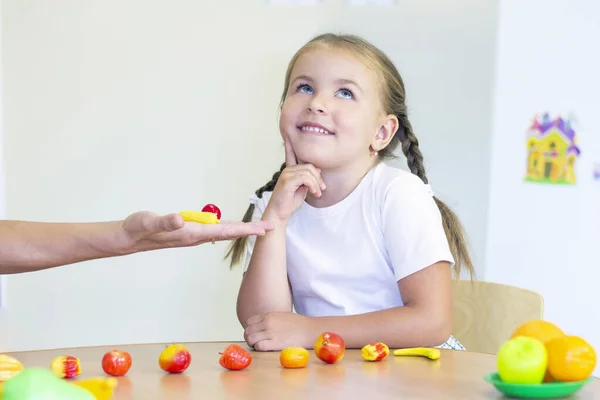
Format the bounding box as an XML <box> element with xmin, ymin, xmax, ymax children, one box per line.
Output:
<box><xmin>371</xmin><ymin>114</ymin><xmax>399</xmax><ymax>152</ymax></box>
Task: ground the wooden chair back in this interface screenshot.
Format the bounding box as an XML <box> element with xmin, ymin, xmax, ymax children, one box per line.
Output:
<box><xmin>452</xmin><ymin>280</ymin><xmax>544</xmax><ymax>354</ymax></box>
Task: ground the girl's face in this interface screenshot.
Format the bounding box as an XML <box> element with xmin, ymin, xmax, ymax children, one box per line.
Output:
<box><xmin>279</xmin><ymin>46</ymin><xmax>395</xmax><ymax>170</ymax></box>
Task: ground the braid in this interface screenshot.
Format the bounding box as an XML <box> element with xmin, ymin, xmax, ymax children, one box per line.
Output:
<box><xmin>225</xmin><ymin>162</ymin><xmax>286</xmax><ymax>268</ymax></box>
<box><xmin>397</xmin><ymin>115</ymin><xmax>475</xmax><ymax>280</ymax></box>
<box><xmin>398</xmin><ymin>117</ymin><xmax>428</xmax><ymax>184</ymax></box>
<box><xmin>255</xmin><ymin>162</ymin><xmax>286</xmax><ymax>198</ymax></box>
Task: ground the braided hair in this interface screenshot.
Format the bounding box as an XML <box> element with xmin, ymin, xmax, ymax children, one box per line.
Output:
<box><xmin>225</xmin><ymin>163</ymin><xmax>285</xmax><ymax>267</ymax></box>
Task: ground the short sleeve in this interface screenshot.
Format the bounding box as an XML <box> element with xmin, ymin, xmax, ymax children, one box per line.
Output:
<box><xmin>241</xmin><ymin>192</ymin><xmax>271</xmax><ymax>274</ymax></box>
<box><xmin>382</xmin><ymin>176</ymin><xmax>455</xmax><ymax>281</ymax></box>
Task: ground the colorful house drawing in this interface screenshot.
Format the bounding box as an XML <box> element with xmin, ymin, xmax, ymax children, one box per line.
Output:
<box><xmin>525</xmin><ymin>113</ymin><xmax>581</xmax><ymax>184</ymax></box>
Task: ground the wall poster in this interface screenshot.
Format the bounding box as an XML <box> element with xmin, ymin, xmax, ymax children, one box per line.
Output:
<box><xmin>525</xmin><ymin>112</ymin><xmax>581</xmax><ymax>185</ymax></box>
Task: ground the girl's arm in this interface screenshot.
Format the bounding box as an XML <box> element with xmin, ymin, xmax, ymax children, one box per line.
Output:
<box><xmin>307</xmin><ymin>261</ymin><xmax>453</xmax><ymax>348</ymax></box>
<box><xmin>236</xmin><ymin>211</ymin><xmax>293</xmax><ymax>327</ymax></box>
<box><xmin>237</xmin><ymin>136</ymin><xmax>325</xmax><ymax>328</ymax></box>
<box><xmin>301</xmin><ymin>176</ymin><xmax>456</xmax><ymax>349</ymax></box>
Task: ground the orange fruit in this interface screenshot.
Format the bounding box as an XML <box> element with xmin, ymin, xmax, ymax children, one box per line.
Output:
<box><xmin>280</xmin><ymin>347</ymin><xmax>310</xmax><ymax>369</ymax></box>
<box><xmin>546</xmin><ymin>335</ymin><xmax>596</xmax><ymax>382</ymax></box>
<box><xmin>510</xmin><ymin>320</ymin><xmax>565</xmax><ymax>344</ymax></box>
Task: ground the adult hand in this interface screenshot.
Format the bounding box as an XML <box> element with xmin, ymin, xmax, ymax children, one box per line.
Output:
<box><xmin>119</xmin><ymin>211</ymin><xmax>274</xmax><ymax>252</ymax></box>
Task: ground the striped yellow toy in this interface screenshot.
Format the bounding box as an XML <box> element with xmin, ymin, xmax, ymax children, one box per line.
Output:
<box><xmin>179</xmin><ymin>211</ymin><xmax>220</xmax><ymax>224</ymax></box>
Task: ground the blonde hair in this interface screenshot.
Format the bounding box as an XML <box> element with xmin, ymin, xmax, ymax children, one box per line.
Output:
<box><xmin>226</xmin><ymin>33</ymin><xmax>475</xmax><ymax>279</ymax></box>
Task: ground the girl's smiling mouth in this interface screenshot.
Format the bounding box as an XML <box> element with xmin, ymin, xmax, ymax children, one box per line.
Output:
<box><xmin>297</xmin><ymin>122</ymin><xmax>335</xmax><ymax>135</ymax></box>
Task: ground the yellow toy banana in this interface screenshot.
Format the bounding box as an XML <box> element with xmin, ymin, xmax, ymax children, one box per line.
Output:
<box><xmin>392</xmin><ymin>347</ymin><xmax>441</xmax><ymax>360</ymax></box>
<box><xmin>179</xmin><ymin>211</ymin><xmax>219</xmax><ymax>224</ymax></box>
<box><xmin>72</xmin><ymin>377</ymin><xmax>118</xmax><ymax>400</ymax></box>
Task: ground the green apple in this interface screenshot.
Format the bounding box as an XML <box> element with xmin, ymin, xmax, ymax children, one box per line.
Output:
<box><xmin>2</xmin><ymin>368</ymin><xmax>94</xmax><ymax>400</ymax></box>
<box><xmin>497</xmin><ymin>336</ymin><xmax>548</xmax><ymax>384</ymax></box>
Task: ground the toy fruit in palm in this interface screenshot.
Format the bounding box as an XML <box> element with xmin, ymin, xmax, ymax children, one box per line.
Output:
<box><xmin>0</xmin><ymin>354</ymin><xmax>24</xmax><ymax>382</ymax></box>
<box><xmin>201</xmin><ymin>203</ymin><xmax>222</xmax><ymax>220</ymax></box>
<box><xmin>50</xmin><ymin>355</ymin><xmax>81</xmax><ymax>378</ymax></box>
<box><xmin>314</xmin><ymin>332</ymin><xmax>345</xmax><ymax>364</ymax></box>
<box><xmin>280</xmin><ymin>347</ymin><xmax>310</xmax><ymax>368</ymax></box>
<box><xmin>1</xmin><ymin>368</ymin><xmax>94</xmax><ymax>400</ymax></box>
<box><xmin>219</xmin><ymin>344</ymin><xmax>252</xmax><ymax>371</ymax></box>
<box><xmin>179</xmin><ymin>211</ymin><xmax>219</xmax><ymax>224</ymax></box>
<box><xmin>546</xmin><ymin>335</ymin><xmax>596</xmax><ymax>382</ymax></box>
<box><xmin>361</xmin><ymin>342</ymin><xmax>390</xmax><ymax>362</ymax></box>
<box><xmin>497</xmin><ymin>336</ymin><xmax>548</xmax><ymax>384</ymax></box>
<box><xmin>159</xmin><ymin>344</ymin><xmax>192</xmax><ymax>373</ymax></box>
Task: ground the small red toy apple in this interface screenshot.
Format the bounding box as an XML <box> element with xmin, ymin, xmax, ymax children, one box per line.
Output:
<box><xmin>314</xmin><ymin>332</ymin><xmax>345</xmax><ymax>364</ymax></box>
<box><xmin>219</xmin><ymin>344</ymin><xmax>252</xmax><ymax>371</ymax></box>
<box><xmin>102</xmin><ymin>350</ymin><xmax>132</xmax><ymax>377</ymax></box>
<box><xmin>201</xmin><ymin>203</ymin><xmax>221</xmax><ymax>220</ymax></box>
<box><xmin>159</xmin><ymin>344</ymin><xmax>192</xmax><ymax>374</ymax></box>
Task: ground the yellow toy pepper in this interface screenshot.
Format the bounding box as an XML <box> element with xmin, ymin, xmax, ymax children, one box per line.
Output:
<box><xmin>361</xmin><ymin>342</ymin><xmax>390</xmax><ymax>361</ymax></box>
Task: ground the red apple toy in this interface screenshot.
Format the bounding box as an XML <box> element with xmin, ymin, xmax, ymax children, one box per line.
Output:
<box><xmin>158</xmin><ymin>344</ymin><xmax>192</xmax><ymax>374</ymax></box>
<box><xmin>102</xmin><ymin>350</ymin><xmax>132</xmax><ymax>377</ymax></box>
<box><xmin>314</xmin><ymin>332</ymin><xmax>345</xmax><ymax>364</ymax></box>
<box><xmin>201</xmin><ymin>203</ymin><xmax>221</xmax><ymax>220</ymax></box>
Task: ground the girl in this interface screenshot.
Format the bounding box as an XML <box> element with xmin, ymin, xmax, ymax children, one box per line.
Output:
<box><xmin>226</xmin><ymin>33</ymin><xmax>474</xmax><ymax>352</ymax></box>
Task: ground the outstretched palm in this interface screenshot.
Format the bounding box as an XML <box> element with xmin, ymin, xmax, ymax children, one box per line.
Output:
<box><xmin>120</xmin><ymin>211</ymin><xmax>273</xmax><ymax>251</ymax></box>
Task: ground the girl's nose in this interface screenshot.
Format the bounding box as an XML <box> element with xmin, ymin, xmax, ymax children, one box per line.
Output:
<box><xmin>307</xmin><ymin>95</ymin><xmax>327</xmax><ymax>115</ymax></box>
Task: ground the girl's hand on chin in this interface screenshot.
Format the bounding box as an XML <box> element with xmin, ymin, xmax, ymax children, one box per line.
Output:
<box><xmin>263</xmin><ymin>135</ymin><xmax>326</xmax><ymax>223</ymax></box>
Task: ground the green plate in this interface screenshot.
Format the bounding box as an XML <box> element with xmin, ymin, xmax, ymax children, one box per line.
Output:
<box><xmin>484</xmin><ymin>372</ymin><xmax>594</xmax><ymax>399</ymax></box>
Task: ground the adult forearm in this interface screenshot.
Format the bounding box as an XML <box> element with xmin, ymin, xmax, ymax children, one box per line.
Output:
<box><xmin>0</xmin><ymin>220</ymin><xmax>129</xmax><ymax>274</ymax></box>
<box><xmin>309</xmin><ymin>306</ymin><xmax>453</xmax><ymax>349</ymax></box>
<box><xmin>237</xmin><ymin>217</ymin><xmax>292</xmax><ymax>326</ymax></box>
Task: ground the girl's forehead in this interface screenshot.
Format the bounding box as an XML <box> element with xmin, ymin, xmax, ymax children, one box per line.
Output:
<box><xmin>291</xmin><ymin>47</ymin><xmax>378</xmax><ymax>85</ymax></box>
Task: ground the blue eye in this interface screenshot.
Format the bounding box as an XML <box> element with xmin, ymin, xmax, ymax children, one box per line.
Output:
<box><xmin>296</xmin><ymin>84</ymin><xmax>313</xmax><ymax>94</ymax></box>
<box><xmin>337</xmin><ymin>88</ymin><xmax>354</xmax><ymax>99</ymax></box>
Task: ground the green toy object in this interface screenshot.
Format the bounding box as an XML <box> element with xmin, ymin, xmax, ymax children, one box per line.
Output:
<box><xmin>1</xmin><ymin>368</ymin><xmax>94</xmax><ymax>400</ymax></box>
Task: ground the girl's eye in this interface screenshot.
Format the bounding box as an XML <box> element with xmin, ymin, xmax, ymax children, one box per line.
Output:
<box><xmin>296</xmin><ymin>84</ymin><xmax>313</xmax><ymax>94</ymax></box>
<box><xmin>336</xmin><ymin>88</ymin><xmax>354</xmax><ymax>99</ymax></box>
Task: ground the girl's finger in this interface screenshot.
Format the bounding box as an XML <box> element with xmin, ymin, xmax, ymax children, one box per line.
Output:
<box><xmin>246</xmin><ymin>330</ymin><xmax>271</xmax><ymax>348</ymax></box>
<box><xmin>289</xmin><ymin>170</ymin><xmax>322</xmax><ymax>197</ymax></box>
<box><xmin>244</xmin><ymin>321</ymin><xmax>265</xmax><ymax>336</ymax></box>
<box><xmin>303</xmin><ymin>164</ymin><xmax>326</xmax><ymax>191</ymax></box>
<box><xmin>283</xmin><ymin>133</ymin><xmax>297</xmax><ymax>167</ymax></box>
<box><xmin>287</xmin><ymin>163</ymin><xmax>326</xmax><ymax>191</ymax></box>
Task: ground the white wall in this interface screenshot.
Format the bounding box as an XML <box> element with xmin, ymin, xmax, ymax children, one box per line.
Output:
<box><xmin>0</xmin><ymin>0</ymin><xmax>498</xmax><ymax>352</ymax></box>
<box><xmin>484</xmin><ymin>0</ymin><xmax>600</xmax><ymax>375</ymax></box>
<box><xmin>0</xmin><ymin>0</ymin><xmax>6</xmax><ymax>307</ymax></box>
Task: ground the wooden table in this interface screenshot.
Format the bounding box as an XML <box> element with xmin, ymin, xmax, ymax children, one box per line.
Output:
<box><xmin>4</xmin><ymin>342</ymin><xmax>600</xmax><ymax>399</ymax></box>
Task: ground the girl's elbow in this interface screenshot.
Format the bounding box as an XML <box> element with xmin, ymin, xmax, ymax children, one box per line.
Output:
<box><xmin>428</xmin><ymin>314</ymin><xmax>453</xmax><ymax>346</ymax></box>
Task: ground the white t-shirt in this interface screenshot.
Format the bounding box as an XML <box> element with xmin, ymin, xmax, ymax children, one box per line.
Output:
<box><xmin>242</xmin><ymin>162</ymin><xmax>455</xmax><ymax>317</ymax></box>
